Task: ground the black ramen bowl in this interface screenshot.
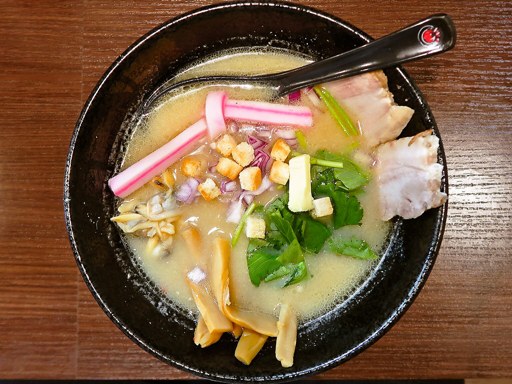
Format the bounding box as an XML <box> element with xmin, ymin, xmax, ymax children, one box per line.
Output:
<box><xmin>64</xmin><ymin>2</ymin><xmax>448</xmax><ymax>382</ymax></box>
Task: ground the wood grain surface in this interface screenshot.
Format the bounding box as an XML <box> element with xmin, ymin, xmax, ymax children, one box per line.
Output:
<box><xmin>0</xmin><ymin>0</ymin><xmax>511</xmax><ymax>380</ymax></box>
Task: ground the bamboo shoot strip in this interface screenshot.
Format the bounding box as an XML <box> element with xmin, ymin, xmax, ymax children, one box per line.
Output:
<box><xmin>276</xmin><ymin>303</ymin><xmax>297</xmax><ymax>368</ymax></box>
<box><xmin>235</xmin><ymin>329</ymin><xmax>268</xmax><ymax>365</ymax></box>
<box><xmin>194</xmin><ymin>315</ymin><xmax>222</xmax><ymax>348</ymax></box>
<box><xmin>187</xmin><ymin>273</ymin><xmax>233</xmax><ymax>334</ymax></box>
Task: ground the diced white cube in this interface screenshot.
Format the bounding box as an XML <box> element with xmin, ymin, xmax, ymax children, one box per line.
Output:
<box><xmin>312</xmin><ymin>197</ymin><xmax>333</xmax><ymax>217</ymax></box>
<box><xmin>288</xmin><ymin>154</ymin><xmax>313</xmax><ymax>212</ymax></box>
<box><xmin>245</xmin><ymin>216</ymin><xmax>266</xmax><ymax>239</ymax></box>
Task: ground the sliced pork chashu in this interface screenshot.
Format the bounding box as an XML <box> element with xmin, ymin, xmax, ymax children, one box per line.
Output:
<box><xmin>323</xmin><ymin>71</ymin><xmax>414</xmax><ymax>148</ymax></box>
<box><xmin>375</xmin><ymin>131</ymin><xmax>447</xmax><ymax>221</ymax></box>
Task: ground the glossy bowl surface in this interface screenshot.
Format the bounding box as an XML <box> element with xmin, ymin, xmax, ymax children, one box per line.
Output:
<box><xmin>64</xmin><ymin>2</ymin><xmax>447</xmax><ymax>382</ymax></box>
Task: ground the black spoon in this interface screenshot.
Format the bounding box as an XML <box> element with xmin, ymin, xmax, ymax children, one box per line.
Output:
<box><xmin>144</xmin><ymin>14</ymin><xmax>455</xmax><ymax>108</ymax></box>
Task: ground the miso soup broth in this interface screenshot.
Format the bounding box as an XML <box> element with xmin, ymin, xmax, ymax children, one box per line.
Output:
<box><xmin>118</xmin><ymin>48</ymin><xmax>391</xmax><ymax>321</ymax></box>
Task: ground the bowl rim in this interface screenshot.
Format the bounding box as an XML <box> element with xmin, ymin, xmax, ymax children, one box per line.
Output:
<box><xmin>64</xmin><ymin>1</ymin><xmax>448</xmax><ymax>381</ymax></box>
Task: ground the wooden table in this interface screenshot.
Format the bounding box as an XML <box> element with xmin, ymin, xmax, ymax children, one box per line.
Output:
<box><xmin>1</xmin><ymin>0</ymin><xmax>510</xmax><ymax>380</ymax></box>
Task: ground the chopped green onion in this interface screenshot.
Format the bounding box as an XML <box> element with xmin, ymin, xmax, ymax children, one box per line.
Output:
<box><xmin>310</xmin><ymin>157</ymin><xmax>344</xmax><ymax>169</ymax></box>
<box><xmin>295</xmin><ymin>130</ymin><xmax>308</xmax><ymax>149</ymax></box>
<box><xmin>231</xmin><ymin>202</ymin><xmax>259</xmax><ymax>247</ymax></box>
<box><xmin>291</xmin><ymin>151</ymin><xmax>344</xmax><ymax>169</ymax></box>
<box><xmin>314</xmin><ymin>86</ymin><xmax>359</xmax><ymax>136</ymax></box>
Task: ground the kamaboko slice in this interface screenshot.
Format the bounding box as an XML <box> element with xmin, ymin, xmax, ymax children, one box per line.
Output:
<box><xmin>205</xmin><ymin>91</ymin><xmax>227</xmax><ymax>139</ymax></box>
<box><xmin>109</xmin><ymin>118</ymin><xmax>208</xmax><ymax>198</ymax></box>
<box><xmin>224</xmin><ymin>99</ymin><xmax>313</xmax><ymax>128</ymax></box>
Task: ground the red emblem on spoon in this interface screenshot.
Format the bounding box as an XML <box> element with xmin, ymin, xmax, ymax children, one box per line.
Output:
<box><xmin>419</xmin><ymin>26</ymin><xmax>441</xmax><ymax>45</ymax></box>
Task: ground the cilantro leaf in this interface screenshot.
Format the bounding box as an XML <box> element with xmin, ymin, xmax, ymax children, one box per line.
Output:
<box><xmin>315</xmin><ymin>150</ymin><xmax>369</xmax><ymax>191</ymax></box>
<box><xmin>282</xmin><ymin>261</ymin><xmax>307</xmax><ymax>287</ymax></box>
<box><xmin>264</xmin><ymin>264</ymin><xmax>295</xmax><ymax>283</ymax></box>
<box><xmin>268</xmin><ymin>213</ymin><xmax>296</xmax><ymax>244</ymax></box>
<box><xmin>277</xmin><ymin>238</ymin><xmax>303</xmax><ymax>264</ymax></box>
<box><xmin>314</xmin><ymin>184</ymin><xmax>363</xmax><ymax>229</ymax></box>
<box><xmin>328</xmin><ymin>237</ymin><xmax>378</xmax><ymax>260</ymax></box>
<box><xmin>247</xmin><ymin>244</ymin><xmax>282</xmax><ymax>286</ymax></box>
<box><xmin>294</xmin><ymin>213</ymin><xmax>332</xmax><ymax>253</ymax></box>
<box><xmin>267</xmin><ymin>194</ymin><xmax>332</xmax><ymax>254</ymax></box>
<box><xmin>247</xmin><ymin>211</ymin><xmax>308</xmax><ymax>287</ymax></box>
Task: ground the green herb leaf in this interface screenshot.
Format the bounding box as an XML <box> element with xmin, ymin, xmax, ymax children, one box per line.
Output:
<box><xmin>315</xmin><ymin>150</ymin><xmax>369</xmax><ymax>191</ymax></box>
<box><xmin>328</xmin><ymin>237</ymin><xmax>378</xmax><ymax>260</ymax></box>
<box><xmin>333</xmin><ymin>167</ymin><xmax>368</xmax><ymax>191</ymax></box>
<box><xmin>247</xmin><ymin>208</ymin><xmax>309</xmax><ymax>287</ymax></box>
<box><xmin>313</xmin><ymin>86</ymin><xmax>358</xmax><ymax>136</ymax></box>
<box><xmin>314</xmin><ymin>184</ymin><xmax>363</xmax><ymax>229</ymax></box>
<box><xmin>247</xmin><ymin>244</ymin><xmax>282</xmax><ymax>286</ymax></box>
<box><xmin>264</xmin><ymin>264</ymin><xmax>295</xmax><ymax>283</ymax></box>
<box><xmin>264</xmin><ymin>193</ymin><xmax>291</xmax><ymax>221</ymax></box>
<box><xmin>294</xmin><ymin>214</ymin><xmax>332</xmax><ymax>253</ymax></box>
<box><xmin>269</xmin><ymin>213</ymin><xmax>296</xmax><ymax>244</ymax></box>
<box><xmin>266</xmin><ymin>194</ymin><xmax>331</xmax><ymax>254</ymax></box>
<box><xmin>291</xmin><ymin>150</ymin><xmax>344</xmax><ymax>170</ymax></box>
<box><xmin>277</xmin><ymin>238</ymin><xmax>303</xmax><ymax>264</ymax></box>
<box><xmin>283</xmin><ymin>261</ymin><xmax>307</xmax><ymax>287</ymax></box>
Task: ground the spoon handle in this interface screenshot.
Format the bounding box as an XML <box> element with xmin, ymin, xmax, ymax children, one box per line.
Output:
<box><xmin>275</xmin><ymin>14</ymin><xmax>456</xmax><ymax>96</ymax></box>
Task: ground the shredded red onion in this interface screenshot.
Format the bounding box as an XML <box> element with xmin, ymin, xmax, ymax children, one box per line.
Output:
<box><xmin>275</xmin><ymin>129</ymin><xmax>299</xmax><ymax>148</ymax></box>
<box><xmin>227</xmin><ymin>121</ymin><xmax>239</xmax><ymax>133</ymax></box>
<box><xmin>240</xmin><ymin>176</ymin><xmax>273</xmax><ymax>201</ymax></box>
<box><xmin>221</xmin><ymin>180</ymin><xmax>238</xmax><ymax>193</ymax></box>
<box><xmin>288</xmin><ymin>90</ymin><xmax>301</xmax><ymax>103</ymax></box>
<box><xmin>242</xmin><ymin>194</ymin><xmax>255</xmax><ymax>205</ymax></box>
<box><xmin>232</xmin><ymin>176</ymin><xmax>273</xmax><ymax>220</ymax></box>
<box><xmin>226</xmin><ymin>200</ymin><xmax>244</xmax><ymax>224</ymax></box>
<box><xmin>247</xmin><ymin>135</ymin><xmax>268</xmax><ymax>150</ymax></box>
<box><xmin>252</xmin><ymin>175</ymin><xmax>273</xmax><ymax>195</ymax></box>
<box><xmin>275</xmin><ymin>128</ymin><xmax>297</xmax><ymax>140</ymax></box>
<box><xmin>175</xmin><ymin>178</ymin><xmax>199</xmax><ymax>204</ymax></box>
<box><xmin>285</xmin><ymin>138</ymin><xmax>298</xmax><ymax>149</ymax></box>
<box><xmin>208</xmin><ymin>163</ymin><xmax>218</xmax><ymax>174</ymax></box>
<box><xmin>255</xmin><ymin>126</ymin><xmax>273</xmax><ymax>139</ymax></box>
<box><xmin>249</xmin><ymin>149</ymin><xmax>271</xmax><ymax>172</ymax></box>
<box><xmin>304</xmin><ymin>87</ymin><xmax>323</xmax><ymax>108</ymax></box>
<box><xmin>238</xmin><ymin>123</ymin><xmax>258</xmax><ymax>135</ymax></box>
